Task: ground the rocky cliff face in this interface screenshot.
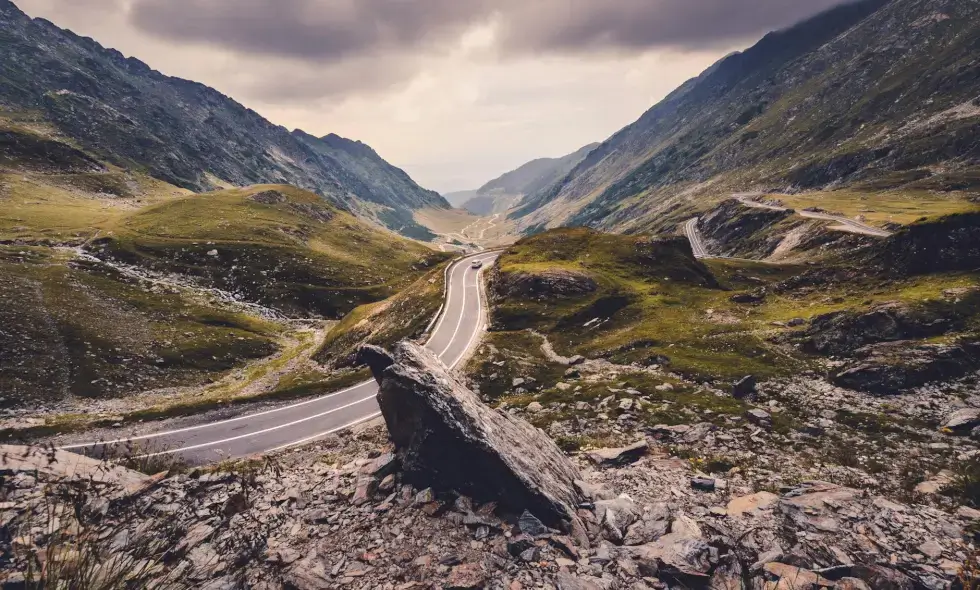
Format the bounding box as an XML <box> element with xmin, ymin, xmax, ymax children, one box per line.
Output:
<box><xmin>0</xmin><ymin>0</ymin><xmax>447</xmax><ymax>238</ymax></box>
<box><xmin>513</xmin><ymin>0</ymin><xmax>980</xmax><ymax>232</ymax></box>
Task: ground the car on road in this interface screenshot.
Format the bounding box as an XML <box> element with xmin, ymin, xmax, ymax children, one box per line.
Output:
<box><xmin>471</xmin><ymin>260</ymin><xmax>483</xmax><ymax>269</ymax></box>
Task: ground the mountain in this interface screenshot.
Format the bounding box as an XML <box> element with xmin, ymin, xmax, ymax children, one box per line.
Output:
<box><xmin>450</xmin><ymin>143</ymin><xmax>598</xmax><ymax>216</ymax></box>
<box><xmin>443</xmin><ymin>190</ymin><xmax>480</xmax><ymax>208</ymax></box>
<box><xmin>512</xmin><ymin>0</ymin><xmax>980</xmax><ymax>233</ymax></box>
<box><xmin>0</xmin><ymin>0</ymin><xmax>448</xmax><ymax>239</ymax></box>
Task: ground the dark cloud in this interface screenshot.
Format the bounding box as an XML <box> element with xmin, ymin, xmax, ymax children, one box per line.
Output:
<box><xmin>124</xmin><ymin>0</ymin><xmax>852</xmax><ymax>98</ymax></box>
<box><xmin>496</xmin><ymin>0</ymin><xmax>853</xmax><ymax>53</ymax></box>
<box><xmin>128</xmin><ymin>0</ymin><xmax>493</xmax><ymax>60</ymax></box>
<box><xmin>129</xmin><ymin>0</ymin><xmax>852</xmax><ymax>60</ymax></box>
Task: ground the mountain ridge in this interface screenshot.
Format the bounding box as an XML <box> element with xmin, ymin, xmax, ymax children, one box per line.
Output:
<box><xmin>0</xmin><ymin>0</ymin><xmax>448</xmax><ymax>238</ymax></box>
<box><xmin>449</xmin><ymin>143</ymin><xmax>599</xmax><ymax>216</ymax></box>
<box><xmin>511</xmin><ymin>0</ymin><xmax>980</xmax><ymax>233</ymax></box>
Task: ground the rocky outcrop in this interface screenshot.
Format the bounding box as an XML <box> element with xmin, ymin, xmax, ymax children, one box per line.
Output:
<box><xmin>698</xmin><ymin>198</ymin><xmax>795</xmax><ymax>259</ymax></box>
<box><xmin>831</xmin><ymin>339</ymin><xmax>980</xmax><ymax>394</ymax></box>
<box><xmin>492</xmin><ymin>268</ymin><xmax>598</xmax><ymax>301</ymax></box>
<box><xmin>800</xmin><ymin>302</ymin><xmax>960</xmax><ymax>357</ymax></box>
<box><xmin>864</xmin><ymin>213</ymin><xmax>980</xmax><ymax>275</ymax></box>
<box><xmin>362</xmin><ymin>341</ymin><xmax>586</xmax><ymax>532</ymax></box>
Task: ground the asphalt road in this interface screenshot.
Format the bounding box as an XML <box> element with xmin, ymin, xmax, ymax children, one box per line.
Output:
<box><xmin>734</xmin><ymin>194</ymin><xmax>892</xmax><ymax>237</ymax></box>
<box><xmin>60</xmin><ymin>251</ymin><xmax>499</xmax><ymax>464</ymax></box>
<box><xmin>683</xmin><ymin>218</ymin><xmax>710</xmax><ymax>259</ymax></box>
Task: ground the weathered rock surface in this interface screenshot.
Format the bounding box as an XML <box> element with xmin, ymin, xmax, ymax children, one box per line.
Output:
<box><xmin>584</xmin><ymin>440</ymin><xmax>648</xmax><ymax>467</ymax></box>
<box><xmin>801</xmin><ymin>303</ymin><xmax>958</xmax><ymax>357</ymax></box>
<box><xmin>943</xmin><ymin>407</ymin><xmax>980</xmax><ymax>434</ymax></box>
<box><xmin>491</xmin><ymin>268</ymin><xmax>598</xmax><ymax>301</ymax></box>
<box><xmin>366</xmin><ymin>341</ymin><xmax>586</xmax><ymax>531</ymax></box>
<box><xmin>832</xmin><ymin>339</ymin><xmax>980</xmax><ymax>394</ymax></box>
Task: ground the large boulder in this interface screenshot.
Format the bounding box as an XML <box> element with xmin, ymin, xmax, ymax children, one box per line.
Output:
<box><xmin>361</xmin><ymin>341</ymin><xmax>586</xmax><ymax>532</ymax></box>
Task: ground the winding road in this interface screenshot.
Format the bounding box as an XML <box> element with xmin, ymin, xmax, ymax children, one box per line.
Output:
<box><xmin>734</xmin><ymin>194</ymin><xmax>892</xmax><ymax>237</ymax></box>
<box><xmin>60</xmin><ymin>251</ymin><xmax>499</xmax><ymax>464</ymax></box>
<box><xmin>684</xmin><ymin>194</ymin><xmax>893</xmax><ymax>259</ymax></box>
<box><xmin>683</xmin><ymin>218</ymin><xmax>710</xmax><ymax>259</ymax></box>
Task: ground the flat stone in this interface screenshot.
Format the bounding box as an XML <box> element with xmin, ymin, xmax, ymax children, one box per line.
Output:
<box><xmin>446</xmin><ymin>563</ymin><xmax>487</xmax><ymax>589</ymax></box>
<box><xmin>727</xmin><ymin>492</ymin><xmax>779</xmax><ymax>517</ymax></box>
<box><xmin>763</xmin><ymin>562</ymin><xmax>832</xmax><ymax>588</ymax></box>
<box><xmin>556</xmin><ymin>572</ymin><xmax>606</xmax><ymax>590</ymax></box>
<box><xmin>956</xmin><ymin>505</ymin><xmax>980</xmax><ymax>520</ymax></box>
<box><xmin>918</xmin><ymin>539</ymin><xmax>943</xmax><ymax>559</ymax></box>
<box><xmin>943</xmin><ymin>408</ymin><xmax>980</xmax><ymax>433</ymax></box>
<box><xmin>746</xmin><ymin>408</ymin><xmax>772</xmax><ymax>427</ymax></box>
<box><xmin>690</xmin><ymin>477</ymin><xmax>715</xmax><ymax>492</ymax></box>
<box><xmin>584</xmin><ymin>440</ymin><xmax>648</xmax><ymax>467</ymax></box>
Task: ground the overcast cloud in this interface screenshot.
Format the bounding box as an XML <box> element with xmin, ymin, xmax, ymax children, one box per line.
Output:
<box><xmin>16</xmin><ymin>0</ymin><xmax>850</xmax><ymax>192</ymax></box>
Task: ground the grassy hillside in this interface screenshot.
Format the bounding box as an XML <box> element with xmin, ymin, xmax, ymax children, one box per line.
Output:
<box><xmin>473</xmin><ymin>227</ymin><xmax>980</xmax><ymax>399</ymax></box>
<box><xmin>0</xmin><ymin>122</ymin><xmax>449</xmax><ymax>412</ymax></box>
<box><xmin>483</xmin><ymin>228</ymin><xmax>808</xmax><ymax>384</ymax></box>
<box><xmin>0</xmin><ymin>246</ymin><xmax>279</xmax><ymax>408</ymax></box>
<box><xmin>94</xmin><ymin>185</ymin><xmax>449</xmax><ymax>318</ymax></box>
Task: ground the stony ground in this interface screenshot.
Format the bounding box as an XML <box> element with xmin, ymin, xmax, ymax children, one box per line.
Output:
<box><xmin>3</xmin><ymin>338</ymin><xmax>980</xmax><ymax>590</ymax></box>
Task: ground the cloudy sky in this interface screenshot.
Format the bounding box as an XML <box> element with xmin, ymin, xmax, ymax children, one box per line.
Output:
<box><xmin>17</xmin><ymin>0</ymin><xmax>849</xmax><ymax>193</ymax></box>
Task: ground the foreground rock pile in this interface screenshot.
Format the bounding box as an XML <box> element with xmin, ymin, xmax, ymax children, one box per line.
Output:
<box><xmin>2</xmin><ymin>341</ymin><xmax>978</xmax><ymax>589</ymax></box>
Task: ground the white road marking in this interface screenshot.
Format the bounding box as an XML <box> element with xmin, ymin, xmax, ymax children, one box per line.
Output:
<box><xmin>265</xmin><ymin>412</ymin><xmax>384</xmax><ymax>453</ymax></box>
<box><xmin>58</xmin><ymin>379</ymin><xmax>374</xmax><ymax>449</ymax></box>
<box><xmin>437</xmin><ymin>267</ymin><xmax>471</xmax><ymax>357</ymax></box>
<box><xmin>135</xmin><ymin>394</ymin><xmax>379</xmax><ymax>458</ymax></box>
<box><xmin>449</xmin><ymin>263</ymin><xmax>491</xmax><ymax>368</ymax></box>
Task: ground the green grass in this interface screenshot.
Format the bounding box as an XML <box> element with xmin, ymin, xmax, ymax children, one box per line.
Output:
<box><xmin>0</xmin><ymin>246</ymin><xmax>281</xmax><ymax>407</ymax></box>
<box><xmin>315</xmin><ymin>260</ymin><xmax>452</xmax><ymax>367</ymax></box>
<box><xmin>486</xmin><ymin>227</ymin><xmax>980</xmax><ymax>387</ymax></box>
<box><xmin>770</xmin><ymin>189</ymin><xmax>980</xmax><ymax>227</ymax></box>
<box><xmin>490</xmin><ymin>228</ymin><xmax>810</xmax><ymax>382</ymax></box>
<box><xmin>92</xmin><ymin>185</ymin><xmax>450</xmax><ymax>318</ymax></box>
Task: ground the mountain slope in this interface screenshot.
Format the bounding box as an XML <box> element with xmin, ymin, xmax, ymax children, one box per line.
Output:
<box><xmin>453</xmin><ymin>143</ymin><xmax>598</xmax><ymax>216</ymax></box>
<box><xmin>512</xmin><ymin>0</ymin><xmax>980</xmax><ymax>233</ymax></box>
<box><xmin>0</xmin><ymin>0</ymin><xmax>447</xmax><ymax>237</ymax></box>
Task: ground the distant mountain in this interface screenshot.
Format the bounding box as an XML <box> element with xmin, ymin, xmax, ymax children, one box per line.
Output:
<box><xmin>0</xmin><ymin>0</ymin><xmax>447</xmax><ymax>238</ymax></box>
<box><xmin>512</xmin><ymin>0</ymin><xmax>980</xmax><ymax>232</ymax></box>
<box><xmin>443</xmin><ymin>190</ymin><xmax>480</xmax><ymax>208</ymax></box>
<box><xmin>450</xmin><ymin>143</ymin><xmax>599</xmax><ymax>216</ymax></box>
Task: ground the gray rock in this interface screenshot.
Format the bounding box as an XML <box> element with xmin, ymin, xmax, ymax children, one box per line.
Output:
<box><xmin>595</xmin><ymin>495</ymin><xmax>642</xmax><ymax>544</ymax></box>
<box><xmin>556</xmin><ymin>571</ymin><xmax>607</xmax><ymax>590</ymax></box>
<box><xmin>943</xmin><ymin>407</ymin><xmax>980</xmax><ymax>434</ymax></box>
<box><xmin>690</xmin><ymin>477</ymin><xmax>715</xmax><ymax>492</ymax></box>
<box><xmin>357</xmin><ymin>345</ymin><xmax>395</xmax><ymax>385</ymax></box>
<box><xmin>746</xmin><ymin>408</ymin><xmax>772</xmax><ymax>428</ymax></box>
<box><xmin>584</xmin><ymin>440</ymin><xmax>649</xmax><ymax>467</ymax></box>
<box><xmin>629</xmin><ymin>533</ymin><xmax>713</xmax><ymax>584</ymax></box>
<box><xmin>732</xmin><ymin>375</ymin><xmax>757</xmax><ymax>399</ymax></box>
<box><xmin>366</xmin><ymin>342</ymin><xmax>586</xmax><ymax>532</ymax></box>
<box><xmin>519</xmin><ymin>510</ymin><xmax>550</xmax><ymax>537</ymax></box>
<box><xmin>622</xmin><ymin>503</ymin><xmax>670</xmax><ymax>546</ymax></box>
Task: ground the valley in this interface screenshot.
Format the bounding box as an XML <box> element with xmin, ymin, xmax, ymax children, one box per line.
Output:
<box><xmin>2</xmin><ymin>0</ymin><xmax>980</xmax><ymax>588</ymax></box>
